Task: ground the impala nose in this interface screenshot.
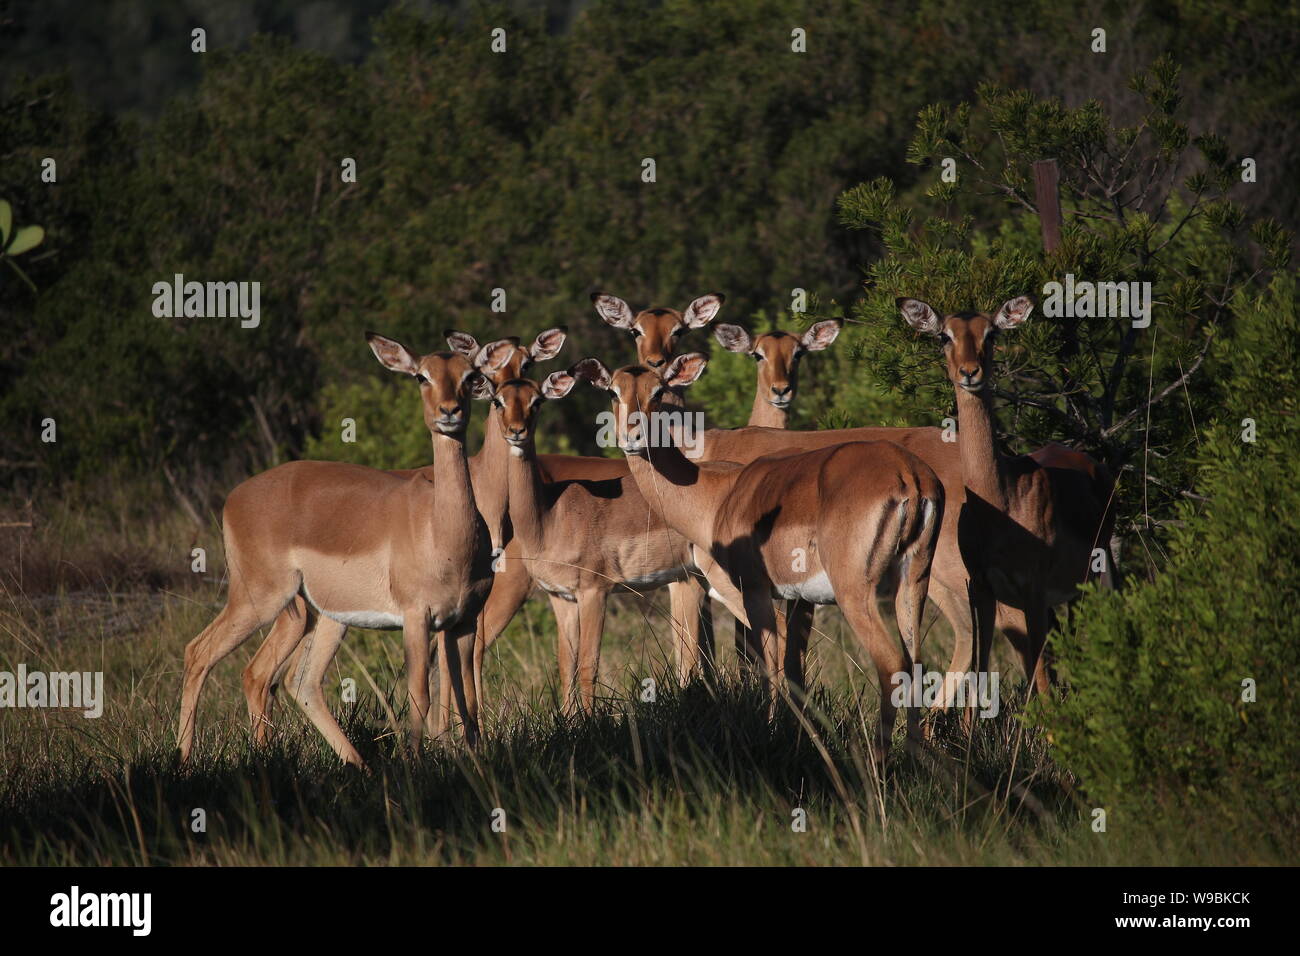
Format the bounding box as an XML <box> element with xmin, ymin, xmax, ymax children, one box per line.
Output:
<box><xmin>439</xmin><ymin>402</ymin><xmax>462</xmax><ymax>419</ymax></box>
<box><xmin>770</xmin><ymin>384</ymin><xmax>792</xmax><ymax>401</ymax></box>
<box><xmin>646</xmin><ymin>356</ymin><xmax>666</xmax><ymax>368</ymax></box>
<box><xmin>958</xmin><ymin>366</ymin><xmax>982</xmax><ymax>388</ymax></box>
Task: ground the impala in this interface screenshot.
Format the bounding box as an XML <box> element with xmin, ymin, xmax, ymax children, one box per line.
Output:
<box><xmin>576</xmin><ymin>353</ymin><xmax>945</xmax><ymax>756</ymax></box>
<box><xmin>898</xmin><ymin>295</ymin><xmax>1115</xmax><ymax>695</ymax></box>
<box><xmin>467</xmin><ymin>293</ymin><xmax>727</xmax><ymax>706</ymax></box>
<box><xmin>238</xmin><ymin>329</ymin><xmax>567</xmax><ymax>747</ymax></box>
<box><xmin>178</xmin><ymin>335</ymin><xmax>506</xmax><ymax>767</ymax></box>
<box><xmin>712</xmin><ymin>318</ymin><xmax>843</xmax><ymax>682</ymax></box>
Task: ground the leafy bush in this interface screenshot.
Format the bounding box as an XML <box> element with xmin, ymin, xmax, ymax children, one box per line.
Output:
<box><xmin>1033</xmin><ymin>276</ymin><xmax>1300</xmax><ymax>818</ymax></box>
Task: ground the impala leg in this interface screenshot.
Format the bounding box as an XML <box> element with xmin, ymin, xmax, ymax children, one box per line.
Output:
<box><xmin>929</xmin><ymin>580</ymin><xmax>975</xmax><ymax>710</ymax></box>
<box><xmin>782</xmin><ymin>599</ymin><xmax>813</xmax><ymax>701</ymax></box>
<box><xmin>668</xmin><ymin>579</ymin><xmax>712</xmax><ymax>684</ymax></box>
<box><xmin>443</xmin><ymin>618</ymin><xmax>480</xmax><ymax>748</ymax></box>
<box><xmin>402</xmin><ymin>612</ymin><xmax>432</xmax><ymax>754</ymax></box>
<box><xmin>576</xmin><ymin>589</ymin><xmax>608</xmax><ymax>714</ymax></box>
<box><xmin>1017</xmin><ymin>600</ymin><xmax>1052</xmax><ymax>700</ymax></box>
<box><xmin>549</xmin><ymin>595</ymin><xmax>581</xmax><ymax>716</ymax></box>
<box><xmin>179</xmin><ymin>588</ymin><xmax>291</xmax><ymax>763</ymax></box>
<box><xmin>431</xmin><ymin>634</ymin><xmax>452</xmax><ymax>740</ymax></box>
<box><xmin>284</xmin><ymin>616</ymin><xmax>361</xmax><ymax>767</ymax></box>
<box><xmin>740</xmin><ymin>588</ymin><xmax>782</xmax><ymax>719</ymax></box>
<box><xmin>838</xmin><ymin>590</ymin><xmax>911</xmax><ymax>763</ymax></box>
<box><xmin>475</xmin><ymin>556</ymin><xmax>535</xmax><ymax>714</ymax></box>
<box><xmin>242</xmin><ymin>596</ymin><xmax>311</xmax><ymax>746</ymax></box>
<box><xmin>963</xmin><ymin>586</ymin><xmax>997</xmax><ymax>731</ymax></box>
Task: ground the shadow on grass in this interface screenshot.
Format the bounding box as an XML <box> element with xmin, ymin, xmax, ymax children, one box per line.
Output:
<box><xmin>0</xmin><ymin>678</ymin><xmax>1073</xmax><ymax>864</ymax></box>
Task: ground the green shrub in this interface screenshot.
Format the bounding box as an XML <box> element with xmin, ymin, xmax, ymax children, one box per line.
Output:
<box><xmin>1033</xmin><ymin>276</ymin><xmax>1300</xmax><ymax>818</ymax></box>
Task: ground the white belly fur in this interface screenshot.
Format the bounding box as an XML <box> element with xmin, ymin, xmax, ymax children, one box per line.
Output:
<box><xmin>772</xmin><ymin>570</ymin><xmax>836</xmax><ymax>605</ymax></box>
<box><xmin>302</xmin><ymin>581</ymin><xmax>403</xmax><ymax>629</ymax></box>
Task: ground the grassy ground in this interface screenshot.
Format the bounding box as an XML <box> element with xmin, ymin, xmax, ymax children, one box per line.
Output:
<box><xmin>0</xmin><ymin>491</ymin><xmax>1291</xmax><ymax>865</ymax></box>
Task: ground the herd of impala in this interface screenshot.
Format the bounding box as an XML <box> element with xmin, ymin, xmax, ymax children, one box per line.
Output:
<box><xmin>177</xmin><ymin>292</ymin><xmax>1115</xmax><ymax>767</ymax></box>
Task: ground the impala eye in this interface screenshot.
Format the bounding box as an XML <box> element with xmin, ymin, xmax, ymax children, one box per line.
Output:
<box><xmin>415</xmin><ymin>373</ymin><xmax>429</xmax><ymax>384</ymax></box>
<box><xmin>937</xmin><ymin>333</ymin><xmax>951</xmax><ymax>347</ymax></box>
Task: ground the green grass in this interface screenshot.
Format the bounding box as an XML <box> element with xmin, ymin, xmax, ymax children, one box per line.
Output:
<box><xmin>0</xmin><ymin>495</ymin><xmax>1292</xmax><ymax>866</ymax></box>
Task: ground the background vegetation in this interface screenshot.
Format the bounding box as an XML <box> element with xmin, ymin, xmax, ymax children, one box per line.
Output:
<box><xmin>1</xmin><ymin>0</ymin><xmax>1296</xmax><ymax>863</ymax></box>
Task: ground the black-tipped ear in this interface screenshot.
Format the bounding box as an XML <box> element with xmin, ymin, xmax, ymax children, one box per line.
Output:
<box><xmin>445</xmin><ymin>330</ymin><xmax>480</xmax><ymax>358</ymax></box>
<box><xmin>663</xmin><ymin>352</ymin><xmax>708</xmax><ymax>388</ymax></box>
<box><xmin>800</xmin><ymin>319</ymin><xmax>842</xmax><ymax>352</ymax></box>
<box><xmin>683</xmin><ymin>293</ymin><xmax>725</xmax><ymax>328</ymax></box>
<box><xmin>469</xmin><ymin>371</ymin><xmax>495</xmax><ymax>401</ymax></box>
<box><xmin>530</xmin><ymin>326</ymin><xmax>568</xmax><ymax>362</ymax></box>
<box><xmin>541</xmin><ymin>369</ymin><xmax>578</xmax><ymax>400</ymax></box>
<box><xmin>713</xmin><ymin>323</ymin><xmax>753</xmax><ymax>353</ymax></box>
<box><xmin>896</xmin><ymin>298</ymin><xmax>942</xmax><ymax>335</ymax></box>
<box><xmin>993</xmin><ymin>295</ymin><xmax>1034</xmax><ymax>329</ymax></box>
<box><xmin>572</xmin><ymin>357</ymin><xmax>613</xmax><ymax>390</ymax></box>
<box><xmin>591</xmin><ymin>293</ymin><xmax>635</xmax><ymax>329</ymax></box>
<box><xmin>476</xmin><ymin>339</ymin><xmax>517</xmax><ymax>374</ymax></box>
<box><xmin>367</xmin><ymin>332</ymin><xmax>421</xmax><ymax>376</ymax></box>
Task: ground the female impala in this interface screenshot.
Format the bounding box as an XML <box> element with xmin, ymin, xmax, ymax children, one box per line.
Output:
<box><xmin>577</xmin><ymin>353</ymin><xmax>944</xmax><ymax>756</ymax></box>
<box><xmin>898</xmin><ymin>295</ymin><xmax>1115</xmax><ymax>694</ymax></box>
<box><xmin>238</xmin><ymin>329</ymin><xmax>567</xmax><ymax>747</ymax></box>
<box><xmin>711</xmin><ymin>318</ymin><xmax>843</xmax><ymax>681</ymax></box>
<box><xmin>178</xmin><ymin>335</ymin><xmax>504</xmax><ymax>767</ymax></box>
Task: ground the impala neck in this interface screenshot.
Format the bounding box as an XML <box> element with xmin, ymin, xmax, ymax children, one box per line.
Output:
<box><xmin>625</xmin><ymin>441</ymin><xmax>732</xmax><ymax>550</ymax></box>
<box><xmin>431</xmin><ymin>429</ymin><xmax>478</xmax><ymax>540</ymax></box>
<box><xmin>472</xmin><ymin>406</ymin><xmax>512</xmax><ymax>551</ymax></box>
<box><xmin>505</xmin><ymin>439</ymin><xmax>548</xmax><ymax>555</ymax></box>
<box><xmin>955</xmin><ymin>385</ymin><xmax>1010</xmax><ymax>512</ymax></box>
<box><xmin>747</xmin><ymin>391</ymin><xmax>788</xmax><ymax>428</ymax></box>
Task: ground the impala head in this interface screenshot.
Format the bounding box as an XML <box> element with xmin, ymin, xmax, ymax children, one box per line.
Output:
<box><xmin>898</xmin><ymin>296</ymin><xmax>1034</xmax><ymax>393</ymax></box>
<box><xmin>575</xmin><ymin>353</ymin><xmax>708</xmax><ymax>456</ymax></box>
<box><xmin>491</xmin><ymin>369</ymin><xmax>580</xmax><ymax>457</ymax></box>
<box><xmin>591</xmin><ymin>292</ymin><xmax>724</xmax><ymax>368</ymax></box>
<box><xmin>713</xmin><ymin>319</ymin><xmax>841</xmax><ymax>410</ymax></box>
<box><xmin>444</xmin><ymin>326</ymin><xmax>568</xmax><ymax>386</ymax></box>
<box><xmin>366</xmin><ymin>332</ymin><xmax>505</xmax><ymax>434</ymax></box>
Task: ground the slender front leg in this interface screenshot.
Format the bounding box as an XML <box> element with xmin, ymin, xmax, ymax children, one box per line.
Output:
<box><xmin>576</xmin><ymin>589</ymin><xmax>608</xmax><ymax>713</ymax></box>
<box><xmin>443</xmin><ymin>617</ymin><xmax>480</xmax><ymax>748</ymax></box>
<box><xmin>782</xmin><ymin>599</ymin><xmax>813</xmax><ymax>701</ymax></box>
<box><xmin>668</xmin><ymin>578</ymin><xmax>713</xmax><ymax>684</ymax></box>
<box><xmin>740</xmin><ymin>587</ymin><xmax>782</xmax><ymax>719</ymax></box>
<box><xmin>549</xmin><ymin>595</ymin><xmax>581</xmax><ymax>716</ymax></box>
<box><xmin>402</xmin><ymin>610</ymin><xmax>432</xmax><ymax>754</ymax></box>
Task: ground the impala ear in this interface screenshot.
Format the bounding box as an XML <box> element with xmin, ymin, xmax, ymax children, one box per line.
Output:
<box><xmin>713</xmin><ymin>323</ymin><xmax>753</xmax><ymax>353</ymax></box>
<box><xmin>572</xmin><ymin>357</ymin><xmax>613</xmax><ymax>390</ymax></box>
<box><xmin>476</xmin><ymin>339</ymin><xmax>517</xmax><ymax>373</ymax></box>
<box><xmin>896</xmin><ymin>298</ymin><xmax>942</xmax><ymax>335</ymax></box>
<box><xmin>994</xmin><ymin>295</ymin><xmax>1034</xmax><ymax>329</ymax></box>
<box><xmin>469</xmin><ymin>372</ymin><xmax>495</xmax><ymax>401</ymax></box>
<box><xmin>683</xmin><ymin>293</ymin><xmax>725</xmax><ymax>328</ymax></box>
<box><xmin>591</xmin><ymin>293</ymin><xmax>635</xmax><ymax>329</ymax></box>
<box><xmin>529</xmin><ymin>326</ymin><xmax>568</xmax><ymax>362</ymax></box>
<box><xmin>366</xmin><ymin>332</ymin><xmax>421</xmax><ymax>376</ymax></box>
<box><xmin>541</xmin><ymin>369</ymin><xmax>578</xmax><ymax>400</ymax></box>
<box><xmin>445</xmin><ymin>329</ymin><xmax>480</xmax><ymax>359</ymax></box>
<box><xmin>664</xmin><ymin>352</ymin><xmax>708</xmax><ymax>388</ymax></box>
<box><xmin>800</xmin><ymin>319</ymin><xmax>842</xmax><ymax>352</ymax></box>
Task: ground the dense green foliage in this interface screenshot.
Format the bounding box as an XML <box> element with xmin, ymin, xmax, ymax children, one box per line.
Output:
<box><xmin>1032</xmin><ymin>277</ymin><xmax>1300</xmax><ymax>818</ymax></box>
<box><xmin>832</xmin><ymin>57</ymin><xmax>1290</xmax><ymax>557</ymax></box>
<box><xmin>4</xmin><ymin>1</ymin><xmax>1298</xmax><ymax>520</ymax></box>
